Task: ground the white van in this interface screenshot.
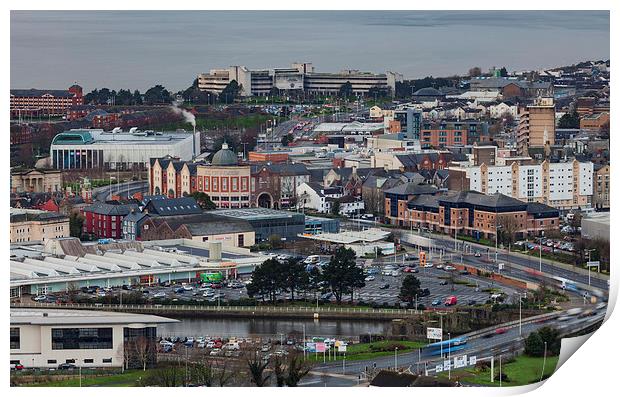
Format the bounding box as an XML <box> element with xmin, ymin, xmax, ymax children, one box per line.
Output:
<box><xmin>225</xmin><ymin>342</ymin><xmax>240</xmax><ymax>351</ymax></box>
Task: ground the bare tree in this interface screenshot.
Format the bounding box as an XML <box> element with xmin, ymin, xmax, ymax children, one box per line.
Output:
<box><xmin>216</xmin><ymin>359</ymin><xmax>236</xmax><ymax>387</ymax></box>
<box><xmin>191</xmin><ymin>356</ymin><xmax>215</xmax><ymax>386</ymax></box>
<box><xmin>247</xmin><ymin>350</ymin><xmax>271</xmax><ymax>386</ymax></box>
<box><xmin>497</xmin><ymin>214</ymin><xmax>520</xmax><ymax>251</ymax></box>
<box><xmin>468</xmin><ymin>67</ymin><xmax>482</xmax><ymax>77</ymax></box>
<box><xmin>133</xmin><ymin>336</ymin><xmax>152</xmax><ymax>371</ymax></box>
<box><xmin>284</xmin><ymin>353</ymin><xmax>313</xmax><ymax>387</ymax></box>
<box><xmin>272</xmin><ymin>354</ymin><xmax>287</xmax><ymax>387</ymax></box>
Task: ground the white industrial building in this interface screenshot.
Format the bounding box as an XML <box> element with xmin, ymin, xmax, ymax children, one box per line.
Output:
<box><xmin>50</xmin><ymin>128</ymin><xmax>200</xmax><ymax>170</ymax></box>
<box><xmin>10</xmin><ymin>238</ymin><xmax>271</xmax><ymax>298</ymax></box>
<box><xmin>10</xmin><ymin>308</ymin><xmax>176</xmax><ymax>369</ymax></box>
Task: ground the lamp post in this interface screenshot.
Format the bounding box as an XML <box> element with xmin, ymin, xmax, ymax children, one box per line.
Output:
<box><xmin>539</xmin><ymin>232</ymin><xmax>544</xmax><ymax>273</ymax></box>
<box><xmin>540</xmin><ymin>341</ymin><xmax>548</xmax><ymax>382</ymax></box>
<box><xmin>302</xmin><ymin>324</ymin><xmax>306</xmax><ymax>359</ymax></box>
<box><xmin>447</xmin><ymin>332</ymin><xmax>451</xmax><ymax>380</ymax></box>
<box><xmin>394</xmin><ymin>346</ymin><xmax>399</xmax><ymax>369</ymax></box>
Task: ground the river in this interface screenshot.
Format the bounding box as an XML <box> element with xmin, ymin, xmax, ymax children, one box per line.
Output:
<box><xmin>158</xmin><ymin>317</ymin><xmax>391</xmax><ymax>339</ymax></box>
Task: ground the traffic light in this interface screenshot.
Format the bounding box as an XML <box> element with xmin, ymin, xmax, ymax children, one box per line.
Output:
<box><xmin>419</xmin><ymin>251</ymin><xmax>427</xmax><ymax>266</ymax></box>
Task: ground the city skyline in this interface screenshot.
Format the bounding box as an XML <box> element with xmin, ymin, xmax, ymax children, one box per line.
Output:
<box><xmin>11</xmin><ymin>10</ymin><xmax>609</xmax><ymax>92</ymax></box>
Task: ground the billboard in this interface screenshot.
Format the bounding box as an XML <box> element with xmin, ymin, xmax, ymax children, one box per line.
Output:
<box><xmin>275</xmin><ymin>74</ymin><xmax>304</xmax><ymax>90</ymax></box>
<box><xmin>427</xmin><ymin>327</ymin><xmax>442</xmax><ymax>340</ymax></box>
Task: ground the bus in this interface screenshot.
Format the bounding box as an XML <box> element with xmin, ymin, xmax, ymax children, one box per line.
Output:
<box><xmin>426</xmin><ymin>336</ymin><xmax>468</xmax><ymax>356</ymax></box>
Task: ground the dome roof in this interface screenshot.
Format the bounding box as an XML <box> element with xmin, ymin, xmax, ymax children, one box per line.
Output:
<box><xmin>413</xmin><ymin>87</ymin><xmax>443</xmax><ymax>97</ymax></box>
<box><xmin>211</xmin><ymin>142</ymin><xmax>238</xmax><ymax>166</ymax></box>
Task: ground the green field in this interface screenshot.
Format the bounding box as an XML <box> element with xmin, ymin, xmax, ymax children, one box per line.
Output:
<box><xmin>439</xmin><ymin>355</ymin><xmax>559</xmax><ymax>386</ymax></box>
<box><xmin>306</xmin><ymin>340</ymin><xmax>426</xmax><ymax>362</ymax></box>
<box><xmin>18</xmin><ymin>369</ymin><xmax>154</xmax><ymax>387</ymax></box>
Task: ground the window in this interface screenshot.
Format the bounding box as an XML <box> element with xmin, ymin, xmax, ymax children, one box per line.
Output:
<box><xmin>84</xmin><ymin>359</ymin><xmax>94</xmax><ymax>364</ymax></box>
<box><xmin>47</xmin><ymin>359</ymin><xmax>57</xmax><ymax>364</ymax></box>
<box><xmin>222</xmin><ymin>178</ymin><xmax>228</xmax><ymax>191</ymax></box>
<box><xmin>66</xmin><ymin>359</ymin><xmax>76</xmax><ymax>364</ymax></box>
<box><xmin>103</xmin><ymin>358</ymin><xmax>112</xmax><ymax>363</ymax></box>
<box><xmin>10</xmin><ymin>327</ymin><xmax>19</xmax><ymax>349</ymax></box>
<box><xmin>238</xmin><ymin>234</ymin><xmax>245</xmax><ymax>246</ymax></box>
<box><xmin>52</xmin><ymin>328</ymin><xmax>113</xmax><ymax>350</ymax></box>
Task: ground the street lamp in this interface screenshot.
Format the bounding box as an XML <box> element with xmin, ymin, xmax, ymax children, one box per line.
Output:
<box><xmin>447</xmin><ymin>332</ymin><xmax>451</xmax><ymax>380</ymax></box>
<box><xmin>394</xmin><ymin>346</ymin><xmax>399</xmax><ymax>369</ymax></box>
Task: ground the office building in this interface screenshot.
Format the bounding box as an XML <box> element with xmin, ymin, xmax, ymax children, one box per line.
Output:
<box><xmin>10</xmin><ymin>209</ymin><xmax>69</xmax><ymax>243</ymax></box>
<box><xmin>10</xmin><ymin>308</ymin><xmax>176</xmax><ymax>369</ymax></box>
<box><xmin>11</xmin><ymin>169</ymin><xmax>63</xmax><ymax>193</ymax></box>
<box><xmin>50</xmin><ymin>128</ymin><xmax>199</xmax><ymax>171</ymax></box>
<box><xmin>212</xmin><ymin>207</ymin><xmax>306</xmax><ymax>242</ymax></box>
<box><xmin>198</xmin><ymin>62</ymin><xmax>402</xmax><ymax>97</ymax></box>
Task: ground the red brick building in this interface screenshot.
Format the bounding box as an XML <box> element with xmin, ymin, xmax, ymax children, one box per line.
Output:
<box><xmin>10</xmin><ymin>84</ymin><xmax>83</xmax><ymax>117</ymax></box>
<box><xmin>81</xmin><ymin>202</ymin><xmax>138</xmax><ymax>239</ymax></box>
<box><xmin>386</xmin><ymin>190</ymin><xmax>559</xmax><ymax>240</ymax></box>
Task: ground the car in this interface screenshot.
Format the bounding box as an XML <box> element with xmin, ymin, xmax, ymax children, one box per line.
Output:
<box><xmin>431</xmin><ymin>299</ymin><xmax>441</xmax><ymax>306</ymax></box>
<box><xmin>203</xmin><ymin>291</ymin><xmax>215</xmax><ymax>297</ymax></box>
<box><xmin>209</xmin><ymin>348</ymin><xmax>222</xmax><ymax>356</ymax></box>
<box><xmin>436</xmin><ymin>264</ymin><xmax>444</xmax><ymax>270</ymax></box>
<box><xmin>444</xmin><ymin>266</ymin><xmax>456</xmax><ymax>271</ymax></box>
<box><xmin>444</xmin><ymin>296</ymin><xmax>457</xmax><ymax>306</ymax></box>
<box><xmin>97</xmin><ymin>291</ymin><xmax>107</xmax><ymax>297</ymax></box>
<box><xmin>495</xmin><ymin>327</ymin><xmax>507</xmax><ymax>335</ymax></box>
<box><xmin>419</xmin><ymin>288</ymin><xmax>431</xmax><ymax>297</ymax></box>
<box><xmin>364</xmin><ymin>275</ymin><xmax>375</xmax><ymax>282</ymax></box>
<box><xmin>185</xmin><ymin>337</ymin><xmax>195</xmax><ymax>346</ymax></box>
<box><xmin>439</xmin><ymin>280</ymin><xmax>448</xmax><ymax>286</ymax></box>
<box><xmin>197</xmin><ymin>341</ymin><xmax>207</xmax><ymax>348</ymax></box>
<box><xmin>33</xmin><ymin>295</ymin><xmax>48</xmax><ymax>302</ymax></box>
<box><xmin>261</xmin><ymin>344</ymin><xmax>271</xmax><ymax>352</ymax></box>
<box><xmin>58</xmin><ymin>363</ymin><xmax>77</xmax><ymax>370</ymax></box>
<box><xmin>183</xmin><ymin>285</ymin><xmax>194</xmax><ymax>291</ymax></box>
<box><xmin>174</xmin><ymin>287</ymin><xmax>185</xmax><ymax>294</ymax></box>
<box><xmin>459</xmin><ymin>270</ymin><xmax>469</xmax><ymax>275</ymax></box>
<box><xmin>403</xmin><ymin>267</ymin><xmax>413</xmax><ymax>273</ymax></box>
<box><xmin>211</xmin><ymin>283</ymin><xmax>223</xmax><ymax>289</ymax></box>
<box><xmin>391</xmin><ymin>270</ymin><xmax>399</xmax><ymax>276</ymax></box>
<box><xmin>320</xmin><ymin>292</ymin><xmax>334</xmax><ymax>300</ymax></box>
<box><xmin>467</xmin><ymin>300</ymin><xmax>477</xmax><ymax>305</ymax></box>
<box><xmin>10</xmin><ymin>363</ymin><xmax>24</xmax><ymax>371</ymax></box>
<box><xmin>153</xmin><ymin>292</ymin><xmax>166</xmax><ymax>298</ymax></box>
<box><xmin>379</xmin><ymin>283</ymin><xmax>390</xmax><ymax>289</ymax></box>
<box><xmin>474</xmin><ymin>252</ymin><xmax>481</xmax><ymax>257</ymax></box>
<box><xmin>423</xmin><ymin>264</ymin><xmax>434</xmax><ymax>268</ymax></box>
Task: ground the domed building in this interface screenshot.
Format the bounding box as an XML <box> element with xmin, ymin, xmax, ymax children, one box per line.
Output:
<box><xmin>211</xmin><ymin>142</ymin><xmax>238</xmax><ymax>166</ymax></box>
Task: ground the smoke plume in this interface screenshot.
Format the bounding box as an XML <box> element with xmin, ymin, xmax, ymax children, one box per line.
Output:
<box><xmin>171</xmin><ymin>101</ymin><xmax>196</xmax><ymax>127</ymax></box>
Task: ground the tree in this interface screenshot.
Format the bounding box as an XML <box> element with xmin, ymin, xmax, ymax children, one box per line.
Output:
<box><xmin>247</xmin><ymin>351</ymin><xmax>271</xmax><ymax>386</ymax></box>
<box><xmin>468</xmin><ymin>67</ymin><xmax>482</xmax><ymax>77</ymax></box>
<box><xmin>331</xmin><ymin>200</ymin><xmax>341</xmax><ymax>216</ymax></box>
<box><xmin>558</xmin><ymin>111</ymin><xmax>580</xmax><ymax>129</ymax></box>
<box><xmin>281</xmin><ymin>134</ymin><xmax>293</xmax><ymax>147</ymax></box>
<box><xmin>133</xmin><ymin>336</ymin><xmax>152</xmax><ymax>371</ymax></box>
<box><xmin>272</xmin><ymin>354</ymin><xmax>287</xmax><ymax>387</ymax></box>
<box><xmin>284</xmin><ymin>353</ymin><xmax>313</xmax><ymax>386</ymax></box>
<box><xmin>143</xmin><ymin>85</ymin><xmax>171</xmax><ymax>105</ymax></box>
<box><xmin>187</xmin><ymin>191</ymin><xmax>216</xmax><ymax>210</ymax></box>
<box><xmin>284</xmin><ymin>259</ymin><xmax>309</xmax><ymax>301</ymax></box>
<box><xmin>321</xmin><ymin>247</ymin><xmax>365</xmax><ymax>304</ymax></box>
<box><xmin>132</xmin><ymin>90</ymin><xmax>143</xmax><ymax>105</ymax></box>
<box><xmin>190</xmin><ymin>358</ymin><xmax>215</xmax><ymax>387</ymax></box>
<box><xmin>219</xmin><ymin>80</ymin><xmax>241</xmax><ymax>103</ymax></box>
<box><xmin>246</xmin><ymin>258</ymin><xmax>286</xmax><ymax>303</ymax></box>
<box><xmin>67</xmin><ymin>282</ymin><xmax>79</xmax><ymax>303</ymax></box>
<box><xmin>499</xmin><ymin>67</ymin><xmax>508</xmax><ymax>77</ymax></box>
<box><xmin>525</xmin><ymin>327</ymin><xmax>561</xmax><ymax>356</ymax></box>
<box><xmin>497</xmin><ymin>214</ymin><xmax>520</xmax><ymax>250</ymax></box>
<box><xmin>69</xmin><ymin>212</ymin><xmax>84</xmax><ymax>238</ymax></box>
<box><xmin>399</xmin><ymin>275</ymin><xmax>422</xmax><ymax>304</ymax></box>
<box><xmin>338</xmin><ymin>81</ymin><xmax>354</xmax><ymax>98</ymax></box>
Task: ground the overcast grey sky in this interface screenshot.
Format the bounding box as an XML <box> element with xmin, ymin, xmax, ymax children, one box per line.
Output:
<box><xmin>11</xmin><ymin>10</ymin><xmax>609</xmax><ymax>92</ymax></box>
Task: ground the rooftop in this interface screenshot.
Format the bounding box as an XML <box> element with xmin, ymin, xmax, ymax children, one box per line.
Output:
<box><xmin>211</xmin><ymin>207</ymin><xmax>305</xmax><ymax>221</ymax></box>
<box><xmin>10</xmin><ymin>308</ymin><xmax>178</xmax><ymax>326</ymax></box>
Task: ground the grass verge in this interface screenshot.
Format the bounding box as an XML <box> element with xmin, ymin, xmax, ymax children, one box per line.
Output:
<box><xmin>306</xmin><ymin>340</ymin><xmax>426</xmax><ymax>363</ymax></box>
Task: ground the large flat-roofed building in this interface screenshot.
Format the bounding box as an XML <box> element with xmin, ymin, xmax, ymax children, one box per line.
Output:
<box><xmin>211</xmin><ymin>207</ymin><xmax>306</xmax><ymax>242</ymax></box>
<box><xmin>10</xmin><ymin>84</ymin><xmax>83</xmax><ymax>117</ymax></box>
<box><xmin>198</xmin><ymin>62</ymin><xmax>402</xmax><ymax>97</ymax></box>
<box><xmin>50</xmin><ymin>128</ymin><xmax>200</xmax><ymax>171</ymax></box>
<box><xmin>9</xmin><ymin>238</ymin><xmax>271</xmax><ymax>298</ymax></box>
<box><xmin>581</xmin><ymin>212</ymin><xmax>610</xmax><ymax>242</ymax></box>
<box><xmin>10</xmin><ymin>209</ymin><xmax>70</xmax><ymax>243</ymax></box>
<box><xmin>10</xmin><ymin>308</ymin><xmax>176</xmax><ymax>369</ymax></box>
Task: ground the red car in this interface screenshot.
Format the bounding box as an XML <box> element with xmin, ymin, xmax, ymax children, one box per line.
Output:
<box><xmin>214</xmin><ymin>341</ymin><xmax>223</xmax><ymax>349</ymax></box>
<box><xmin>403</xmin><ymin>267</ymin><xmax>413</xmax><ymax>273</ymax></box>
<box><xmin>495</xmin><ymin>327</ymin><xmax>507</xmax><ymax>335</ymax></box>
<box><xmin>211</xmin><ymin>283</ymin><xmax>222</xmax><ymax>289</ymax></box>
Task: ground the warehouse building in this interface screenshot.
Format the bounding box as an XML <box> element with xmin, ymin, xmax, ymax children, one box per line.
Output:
<box><xmin>50</xmin><ymin>128</ymin><xmax>200</xmax><ymax>170</ymax></box>
<box><xmin>211</xmin><ymin>207</ymin><xmax>306</xmax><ymax>242</ymax></box>
<box><xmin>10</xmin><ymin>308</ymin><xmax>176</xmax><ymax>369</ymax></box>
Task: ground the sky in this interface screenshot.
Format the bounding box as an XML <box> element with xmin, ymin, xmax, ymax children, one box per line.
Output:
<box><xmin>10</xmin><ymin>10</ymin><xmax>610</xmax><ymax>93</ymax></box>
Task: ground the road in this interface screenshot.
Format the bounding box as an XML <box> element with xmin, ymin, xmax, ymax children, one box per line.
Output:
<box><xmin>303</xmin><ymin>308</ymin><xmax>605</xmax><ymax>386</ymax></box>
<box><xmin>91</xmin><ymin>181</ymin><xmax>148</xmax><ymax>202</ymax></box>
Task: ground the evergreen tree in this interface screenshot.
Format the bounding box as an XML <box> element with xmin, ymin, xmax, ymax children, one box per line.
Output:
<box><xmin>321</xmin><ymin>247</ymin><xmax>365</xmax><ymax>304</ymax></box>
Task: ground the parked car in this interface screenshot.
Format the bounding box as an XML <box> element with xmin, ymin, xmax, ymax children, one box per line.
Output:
<box><xmin>364</xmin><ymin>275</ymin><xmax>375</xmax><ymax>282</ymax></box>
<box><xmin>379</xmin><ymin>283</ymin><xmax>390</xmax><ymax>289</ymax></box>
<box><xmin>261</xmin><ymin>344</ymin><xmax>271</xmax><ymax>352</ymax></box>
<box><xmin>33</xmin><ymin>295</ymin><xmax>48</xmax><ymax>302</ymax></box>
<box><xmin>436</xmin><ymin>264</ymin><xmax>444</xmax><ymax>270</ymax></box>
<box><xmin>467</xmin><ymin>300</ymin><xmax>477</xmax><ymax>305</ymax></box>
<box><xmin>444</xmin><ymin>266</ymin><xmax>456</xmax><ymax>271</ymax></box>
<box><xmin>209</xmin><ymin>348</ymin><xmax>222</xmax><ymax>356</ymax></box>
<box><xmin>153</xmin><ymin>292</ymin><xmax>166</xmax><ymax>298</ymax></box>
<box><xmin>391</xmin><ymin>270</ymin><xmax>400</xmax><ymax>276</ymax></box>
<box><xmin>183</xmin><ymin>285</ymin><xmax>194</xmax><ymax>291</ymax></box>
<box><xmin>495</xmin><ymin>327</ymin><xmax>507</xmax><ymax>335</ymax></box>
<box><xmin>431</xmin><ymin>299</ymin><xmax>441</xmax><ymax>306</ymax></box>
<box><xmin>439</xmin><ymin>280</ymin><xmax>448</xmax><ymax>286</ymax></box>
<box><xmin>10</xmin><ymin>363</ymin><xmax>24</xmax><ymax>371</ymax></box>
<box><xmin>423</xmin><ymin>264</ymin><xmax>434</xmax><ymax>268</ymax></box>
<box><xmin>474</xmin><ymin>251</ymin><xmax>481</xmax><ymax>257</ymax></box>
<box><xmin>444</xmin><ymin>296</ymin><xmax>457</xmax><ymax>306</ymax></box>
<box><xmin>58</xmin><ymin>363</ymin><xmax>77</xmax><ymax>370</ymax></box>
